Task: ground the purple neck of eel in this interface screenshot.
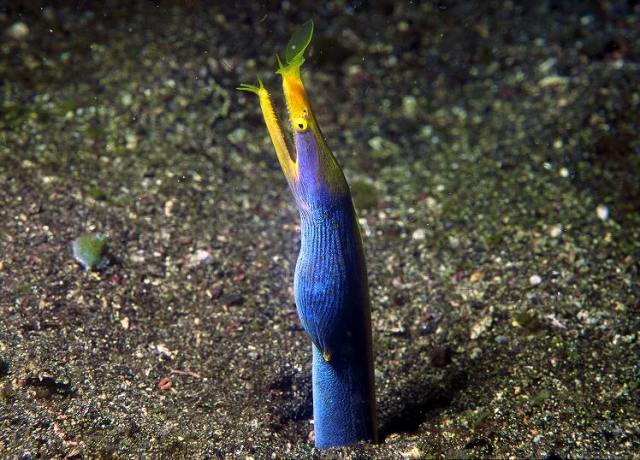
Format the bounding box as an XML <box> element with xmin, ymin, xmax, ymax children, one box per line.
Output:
<box><xmin>238</xmin><ymin>22</ymin><xmax>377</xmax><ymax>449</ymax></box>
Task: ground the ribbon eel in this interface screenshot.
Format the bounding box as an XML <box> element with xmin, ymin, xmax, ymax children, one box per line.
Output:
<box><xmin>238</xmin><ymin>20</ymin><xmax>377</xmax><ymax>449</ymax></box>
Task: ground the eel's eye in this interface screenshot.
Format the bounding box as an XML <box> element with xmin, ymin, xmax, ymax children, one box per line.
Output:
<box><xmin>293</xmin><ymin>117</ymin><xmax>308</xmax><ymax>132</ymax></box>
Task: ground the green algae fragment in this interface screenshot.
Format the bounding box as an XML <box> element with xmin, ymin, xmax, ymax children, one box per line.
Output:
<box><xmin>531</xmin><ymin>388</ymin><xmax>551</xmax><ymax>406</ymax></box>
<box><xmin>483</xmin><ymin>233</ymin><xmax>504</xmax><ymax>249</ymax></box>
<box><xmin>86</xmin><ymin>186</ymin><xmax>108</xmax><ymax>201</ymax></box>
<box><xmin>72</xmin><ymin>233</ymin><xmax>108</xmax><ymax>271</ymax></box>
<box><xmin>513</xmin><ymin>311</ymin><xmax>543</xmax><ymax>333</ymax></box>
<box><xmin>284</xmin><ymin>19</ymin><xmax>314</xmax><ymax>65</ymax></box>
<box><xmin>463</xmin><ymin>407</ymin><xmax>491</xmax><ymax>429</ymax></box>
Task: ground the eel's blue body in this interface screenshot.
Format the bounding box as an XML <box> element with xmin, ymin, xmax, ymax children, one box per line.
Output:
<box><xmin>238</xmin><ymin>20</ymin><xmax>377</xmax><ymax>449</ymax></box>
<box><xmin>295</xmin><ymin>195</ymin><xmax>376</xmax><ymax>448</ymax></box>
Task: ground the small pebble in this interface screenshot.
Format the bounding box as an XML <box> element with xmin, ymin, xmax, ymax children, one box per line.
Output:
<box><xmin>419</xmin><ymin>125</ymin><xmax>433</xmax><ymax>137</ymax></box>
<box><xmin>368</xmin><ymin>136</ymin><xmax>384</xmax><ymax>151</ymax></box>
<box><xmin>401</xmin><ymin>446</ymin><xmax>422</xmax><ymax>459</ymax></box>
<box><xmin>470</xmin><ymin>315</ymin><xmax>492</xmax><ymax>340</ymax></box>
<box><xmin>412</xmin><ymin>228</ymin><xmax>425</xmax><ymax>240</ymax></box>
<box><xmin>227</xmin><ymin>128</ymin><xmax>247</xmax><ymax>144</ymax></box>
<box><xmin>402</xmin><ymin>95</ymin><xmax>417</xmax><ymax>120</ymax></box>
<box><xmin>155</xmin><ymin>343</ymin><xmax>174</xmax><ymax>359</ymax></box>
<box><xmin>538</xmin><ymin>57</ymin><xmax>556</xmax><ymax>74</ymax></box>
<box><xmin>596</xmin><ymin>205</ymin><xmax>609</xmax><ymax>221</ymax></box>
<box><xmin>549</xmin><ymin>225</ymin><xmax>562</xmax><ymax>238</ymax></box>
<box><xmin>125</xmin><ymin>132</ymin><xmax>137</xmax><ymax>150</ymax></box>
<box><xmin>6</xmin><ymin>22</ymin><xmax>29</xmax><ymax>41</ymax></box>
<box><xmin>121</xmin><ymin>93</ymin><xmax>133</xmax><ymax>106</ymax></box>
<box><xmin>186</xmin><ymin>249</ymin><xmax>213</xmax><ymax>267</ymax></box>
<box><xmin>529</xmin><ymin>274</ymin><xmax>542</xmax><ymax>286</ymax></box>
<box><xmin>367</xmin><ymin>136</ymin><xmax>400</xmax><ymax>156</ymax></box>
<box><xmin>195</xmin><ymin>249</ymin><xmax>213</xmax><ymax>264</ymax></box>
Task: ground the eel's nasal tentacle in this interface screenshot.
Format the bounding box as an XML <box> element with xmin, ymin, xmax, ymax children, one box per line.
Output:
<box><xmin>237</xmin><ymin>79</ymin><xmax>298</xmax><ymax>182</ymax></box>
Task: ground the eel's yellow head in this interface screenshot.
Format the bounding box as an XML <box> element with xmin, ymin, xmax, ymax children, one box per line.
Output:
<box><xmin>238</xmin><ymin>20</ymin><xmax>349</xmax><ymax>212</ymax></box>
<box><xmin>277</xmin><ymin>56</ymin><xmax>310</xmax><ymax>134</ymax></box>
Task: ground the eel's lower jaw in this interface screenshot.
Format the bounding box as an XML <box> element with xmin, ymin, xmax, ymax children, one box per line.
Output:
<box><xmin>282</xmin><ymin>165</ymin><xmax>300</xmax><ymax>189</ymax></box>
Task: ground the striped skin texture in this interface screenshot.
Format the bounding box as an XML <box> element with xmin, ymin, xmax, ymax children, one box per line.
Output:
<box><xmin>293</xmin><ymin>130</ymin><xmax>377</xmax><ymax>448</ymax></box>
<box><xmin>295</xmin><ymin>200</ymin><xmax>377</xmax><ymax>448</ymax></box>
<box><xmin>295</xmin><ymin>199</ymin><xmax>366</xmax><ymax>359</ymax></box>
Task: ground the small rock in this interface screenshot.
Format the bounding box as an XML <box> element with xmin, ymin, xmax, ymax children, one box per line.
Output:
<box><xmin>186</xmin><ymin>249</ymin><xmax>214</xmax><ymax>267</ymax></box>
<box><xmin>368</xmin><ymin>136</ymin><xmax>400</xmax><ymax>159</ymax></box>
<box><xmin>247</xmin><ymin>351</ymin><xmax>259</xmax><ymax>360</ymax></box>
<box><xmin>549</xmin><ymin>225</ymin><xmax>562</xmax><ymax>238</ymax></box>
<box><xmin>125</xmin><ymin>132</ymin><xmax>137</xmax><ymax>150</ymax></box>
<box><xmin>596</xmin><ymin>205</ymin><xmax>609</xmax><ymax>221</ymax></box>
<box><xmin>538</xmin><ymin>57</ymin><xmax>557</xmax><ymax>74</ymax></box>
<box><xmin>195</xmin><ymin>249</ymin><xmax>213</xmax><ymax>264</ymax></box>
<box><xmin>419</xmin><ymin>125</ymin><xmax>433</xmax><ymax>137</ymax></box>
<box><xmin>401</xmin><ymin>446</ymin><xmax>422</xmax><ymax>459</ymax></box>
<box><xmin>221</xmin><ymin>293</ymin><xmax>245</xmax><ymax>307</ymax></box>
<box><xmin>164</xmin><ymin>199</ymin><xmax>175</xmax><ymax>217</ymax></box>
<box><xmin>130</xmin><ymin>253</ymin><xmax>146</xmax><ymax>264</ymax></box>
<box><xmin>227</xmin><ymin>128</ymin><xmax>247</xmax><ymax>144</ymax></box>
<box><xmin>208</xmin><ymin>283</ymin><xmax>223</xmax><ymax>299</ymax></box>
<box><xmin>539</xmin><ymin>75</ymin><xmax>569</xmax><ymax>87</ymax></box>
<box><xmin>155</xmin><ymin>343</ymin><xmax>174</xmax><ymax>359</ymax></box>
<box><xmin>121</xmin><ymin>92</ymin><xmax>133</xmax><ymax>106</ymax></box>
<box><xmin>393</xmin><ymin>292</ymin><xmax>408</xmax><ymax>306</ymax></box>
<box><xmin>6</xmin><ymin>22</ymin><xmax>29</xmax><ymax>41</ymax></box>
<box><xmin>529</xmin><ymin>274</ymin><xmax>542</xmax><ymax>286</ymax></box>
<box><xmin>470</xmin><ymin>347</ymin><xmax>482</xmax><ymax>359</ymax></box>
<box><xmin>402</xmin><ymin>95</ymin><xmax>418</xmax><ymax>120</ymax></box>
<box><xmin>470</xmin><ymin>315</ymin><xmax>492</xmax><ymax>339</ymax></box>
<box><xmin>448</xmin><ymin>235</ymin><xmax>460</xmax><ymax>249</ymax></box>
<box><xmin>368</xmin><ymin>137</ymin><xmax>384</xmax><ymax>151</ymax></box>
<box><xmin>412</xmin><ymin>228</ymin><xmax>425</xmax><ymax>240</ymax></box>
